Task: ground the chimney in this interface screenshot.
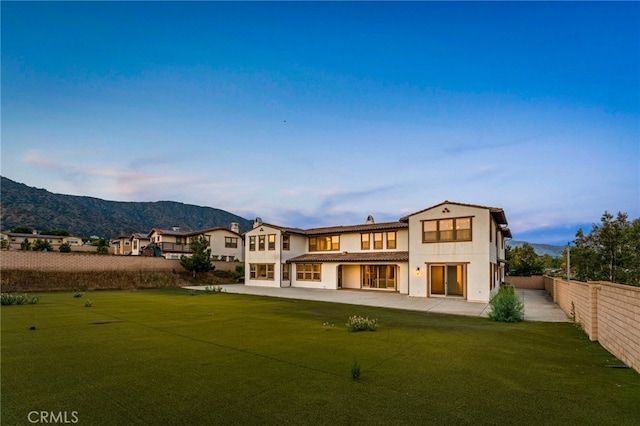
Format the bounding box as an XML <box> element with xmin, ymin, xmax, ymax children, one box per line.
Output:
<box><xmin>365</xmin><ymin>215</ymin><xmax>375</xmax><ymax>224</ymax></box>
<box><xmin>230</xmin><ymin>222</ymin><xmax>239</xmax><ymax>233</ymax></box>
<box><xmin>253</xmin><ymin>217</ymin><xmax>263</xmax><ymax>229</ymax></box>
<box><xmin>32</xmin><ymin>230</ymin><xmax>38</xmax><ymax>235</ymax></box>
<box><xmin>172</xmin><ymin>226</ymin><xmax>180</xmax><ymax>231</ymax></box>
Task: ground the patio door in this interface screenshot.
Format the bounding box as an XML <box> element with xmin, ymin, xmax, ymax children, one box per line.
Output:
<box><xmin>429</xmin><ymin>264</ymin><xmax>465</xmax><ymax>297</ymax></box>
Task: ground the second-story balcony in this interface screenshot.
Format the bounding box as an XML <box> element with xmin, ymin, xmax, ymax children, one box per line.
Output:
<box><xmin>158</xmin><ymin>242</ymin><xmax>193</xmax><ymax>254</ymax></box>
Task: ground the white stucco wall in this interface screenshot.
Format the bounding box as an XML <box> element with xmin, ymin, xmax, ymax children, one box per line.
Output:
<box><xmin>407</xmin><ymin>203</ymin><xmax>494</xmax><ymax>302</ymax></box>
<box><xmin>204</xmin><ymin>229</ymin><xmax>244</xmax><ymax>262</ymax></box>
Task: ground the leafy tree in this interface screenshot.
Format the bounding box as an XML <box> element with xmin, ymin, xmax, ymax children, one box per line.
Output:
<box><xmin>20</xmin><ymin>239</ymin><xmax>31</xmax><ymax>251</ymax></box>
<box><xmin>32</xmin><ymin>239</ymin><xmax>53</xmax><ymax>252</ymax></box>
<box><xmin>507</xmin><ymin>243</ymin><xmax>543</xmax><ymax>276</ymax></box>
<box><xmin>12</xmin><ymin>227</ymin><xmax>32</xmax><ymax>234</ymax></box>
<box><xmin>571</xmin><ymin>211</ymin><xmax>639</xmax><ymax>286</ymax></box>
<box><xmin>59</xmin><ymin>242</ymin><xmax>72</xmax><ymax>253</ymax></box>
<box><xmin>180</xmin><ymin>235</ymin><xmax>214</xmax><ymax>278</ymax></box>
<box><xmin>95</xmin><ymin>238</ymin><xmax>109</xmax><ymax>255</ymax></box>
<box><xmin>0</xmin><ymin>239</ymin><xmax>9</xmax><ymax>250</ymax></box>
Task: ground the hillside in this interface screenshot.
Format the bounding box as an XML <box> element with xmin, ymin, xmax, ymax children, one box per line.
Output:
<box><xmin>0</xmin><ymin>176</ymin><xmax>253</xmax><ymax>239</ymax></box>
<box><xmin>507</xmin><ymin>240</ymin><xmax>565</xmax><ymax>258</ymax></box>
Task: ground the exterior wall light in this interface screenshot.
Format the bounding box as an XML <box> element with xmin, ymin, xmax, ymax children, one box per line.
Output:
<box><xmin>415</xmin><ymin>267</ymin><xmax>421</xmax><ymax>276</ymax></box>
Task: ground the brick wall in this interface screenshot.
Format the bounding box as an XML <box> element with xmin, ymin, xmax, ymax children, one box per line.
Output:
<box><xmin>550</xmin><ymin>277</ymin><xmax>640</xmax><ymax>374</ymax></box>
<box><xmin>0</xmin><ymin>251</ymin><xmax>240</xmax><ymax>272</ymax></box>
<box><xmin>504</xmin><ymin>275</ymin><xmax>545</xmax><ymax>289</ymax></box>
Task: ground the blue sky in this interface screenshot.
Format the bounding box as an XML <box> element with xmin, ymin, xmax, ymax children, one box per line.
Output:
<box><xmin>2</xmin><ymin>2</ymin><xmax>638</xmax><ymax>245</ymax></box>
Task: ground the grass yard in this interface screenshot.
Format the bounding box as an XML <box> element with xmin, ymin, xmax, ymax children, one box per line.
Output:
<box><xmin>2</xmin><ymin>289</ymin><xmax>639</xmax><ymax>425</ymax></box>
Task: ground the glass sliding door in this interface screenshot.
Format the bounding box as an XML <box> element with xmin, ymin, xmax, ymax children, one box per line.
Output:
<box><xmin>361</xmin><ymin>265</ymin><xmax>397</xmax><ymax>290</ymax></box>
<box><xmin>429</xmin><ymin>264</ymin><xmax>465</xmax><ymax>297</ymax></box>
<box><xmin>430</xmin><ymin>265</ymin><xmax>445</xmax><ymax>295</ymax></box>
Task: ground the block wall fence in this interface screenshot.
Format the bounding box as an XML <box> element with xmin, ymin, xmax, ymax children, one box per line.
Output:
<box><xmin>504</xmin><ymin>275</ymin><xmax>545</xmax><ymax>289</ymax></box>
<box><xmin>543</xmin><ymin>276</ymin><xmax>640</xmax><ymax>374</ymax></box>
<box><xmin>0</xmin><ymin>251</ymin><xmax>238</xmax><ymax>273</ymax></box>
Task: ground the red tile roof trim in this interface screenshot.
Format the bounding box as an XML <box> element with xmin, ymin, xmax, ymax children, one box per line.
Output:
<box><xmin>288</xmin><ymin>251</ymin><xmax>409</xmax><ymax>263</ymax></box>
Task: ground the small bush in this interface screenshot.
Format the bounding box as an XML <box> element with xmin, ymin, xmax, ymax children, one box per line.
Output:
<box><xmin>73</xmin><ymin>292</ymin><xmax>84</xmax><ymax>298</ymax></box>
<box><xmin>346</xmin><ymin>315</ymin><xmax>378</xmax><ymax>332</ymax></box>
<box><xmin>85</xmin><ymin>300</ymin><xmax>93</xmax><ymax>308</ymax></box>
<box><xmin>351</xmin><ymin>359</ymin><xmax>361</xmax><ymax>381</ymax></box>
<box><xmin>488</xmin><ymin>286</ymin><xmax>524</xmax><ymax>322</ymax></box>
<box><xmin>203</xmin><ymin>285</ymin><xmax>225</xmax><ymax>294</ymax></box>
<box><xmin>1</xmin><ymin>293</ymin><xmax>39</xmax><ymax>305</ymax></box>
<box><xmin>322</xmin><ymin>322</ymin><xmax>334</xmax><ymax>331</ymax></box>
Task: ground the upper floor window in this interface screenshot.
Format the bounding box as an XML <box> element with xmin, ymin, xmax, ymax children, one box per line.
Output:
<box><xmin>268</xmin><ymin>234</ymin><xmax>276</xmax><ymax>250</ymax></box>
<box><xmin>249</xmin><ymin>236</ymin><xmax>256</xmax><ymax>251</ymax></box>
<box><xmin>225</xmin><ymin>237</ymin><xmax>238</xmax><ymax>248</ymax></box>
<box><xmin>258</xmin><ymin>235</ymin><xmax>266</xmax><ymax>251</ymax></box>
<box><xmin>423</xmin><ymin>217</ymin><xmax>472</xmax><ymax>243</ymax></box>
<box><xmin>361</xmin><ymin>233</ymin><xmax>370</xmax><ymax>250</ymax></box>
<box><xmin>387</xmin><ymin>231</ymin><xmax>396</xmax><ymax>249</ymax></box>
<box><xmin>373</xmin><ymin>232</ymin><xmax>383</xmax><ymax>250</ymax></box>
<box><xmin>282</xmin><ymin>235</ymin><xmax>290</xmax><ymax>251</ymax></box>
<box><xmin>309</xmin><ymin>235</ymin><xmax>339</xmax><ymax>251</ymax></box>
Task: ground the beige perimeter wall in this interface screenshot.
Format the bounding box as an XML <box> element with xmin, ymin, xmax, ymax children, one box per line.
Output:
<box><xmin>0</xmin><ymin>251</ymin><xmax>238</xmax><ymax>272</ymax></box>
<box><xmin>544</xmin><ymin>276</ymin><xmax>640</xmax><ymax>374</ymax></box>
<box><xmin>504</xmin><ymin>275</ymin><xmax>545</xmax><ymax>289</ymax></box>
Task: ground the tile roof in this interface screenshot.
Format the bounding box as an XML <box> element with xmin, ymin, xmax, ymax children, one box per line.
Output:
<box><xmin>288</xmin><ymin>251</ymin><xmax>409</xmax><ymax>263</ymax></box>
<box><xmin>399</xmin><ymin>200</ymin><xmax>508</xmax><ymax>225</ymax></box>
<box><xmin>304</xmin><ymin>221</ymin><xmax>408</xmax><ymax>236</ymax></box>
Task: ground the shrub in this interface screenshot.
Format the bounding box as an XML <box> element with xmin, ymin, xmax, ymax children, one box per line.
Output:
<box><xmin>85</xmin><ymin>300</ymin><xmax>93</xmax><ymax>308</ymax></box>
<box><xmin>1</xmin><ymin>293</ymin><xmax>38</xmax><ymax>305</ymax></box>
<box><xmin>73</xmin><ymin>292</ymin><xmax>84</xmax><ymax>298</ymax></box>
<box><xmin>32</xmin><ymin>239</ymin><xmax>53</xmax><ymax>252</ymax></box>
<box><xmin>203</xmin><ymin>285</ymin><xmax>225</xmax><ymax>294</ymax></box>
<box><xmin>346</xmin><ymin>315</ymin><xmax>378</xmax><ymax>332</ymax></box>
<box><xmin>488</xmin><ymin>286</ymin><xmax>524</xmax><ymax>322</ymax></box>
<box><xmin>59</xmin><ymin>242</ymin><xmax>72</xmax><ymax>253</ymax></box>
<box><xmin>351</xmin><ymin>359</ymin><xmax>361</xmax><ymax>381</ymax></box>
<box><xmin>233</xmin><ymin>265</ymin><xmax>245</xmax><ymax>282</ymax></box>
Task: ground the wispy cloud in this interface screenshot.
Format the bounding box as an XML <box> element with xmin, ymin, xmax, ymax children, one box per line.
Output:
<box><xmin>21</xmin><ymin>150</ymin><xmax>192</xmax><ymax>200</ymax></box>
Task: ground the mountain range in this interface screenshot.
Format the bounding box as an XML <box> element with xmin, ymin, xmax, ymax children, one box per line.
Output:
<box><xmin>506</xmin><ymin>240</ymin><xmax>565</xmax><ymax>258</ymax></box>
<box><xmin>0</xmin><ymin>176</ymin><xmax>253</xmax><ymax>239</ymax></box>
<box><xmin>1</xmin><ymin>176</ymin><xmax>566</xmax><ymax>257</ymax></box>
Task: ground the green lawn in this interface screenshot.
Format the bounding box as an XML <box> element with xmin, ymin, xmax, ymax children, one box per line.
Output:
<box><xmin>2</xmin><ymin>289</ymin><xmax>639</xmax><ymax>425</ymax></box>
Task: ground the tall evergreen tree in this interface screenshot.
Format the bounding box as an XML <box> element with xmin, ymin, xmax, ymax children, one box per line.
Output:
<box><xmin>180</xmin><ymin>235</ymin><xmax>214</xmax><ymax>278</ymax></box>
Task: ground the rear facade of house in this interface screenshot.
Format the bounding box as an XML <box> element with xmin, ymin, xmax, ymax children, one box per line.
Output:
<box><xmin>244</xmin><ymin>201</ymin><xmax>511</xmax><ymax>303</ymax></box>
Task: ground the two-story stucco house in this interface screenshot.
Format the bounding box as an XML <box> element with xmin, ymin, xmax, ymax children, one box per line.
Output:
<box><xmin>244</xmin><ymin>201</ymin><xmax>511</xmax><ymax>303</ymax></box>
<box><xmin>146</xmin><ymin>223</ymin><xmax>244</xmax><ymax>261</ymax></box>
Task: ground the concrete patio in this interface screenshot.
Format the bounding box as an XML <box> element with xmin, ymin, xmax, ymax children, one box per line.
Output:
<box><xmin>183</xmin><ymin>284</ymin><xmax>570</xmax><ymax>322</ymax></box>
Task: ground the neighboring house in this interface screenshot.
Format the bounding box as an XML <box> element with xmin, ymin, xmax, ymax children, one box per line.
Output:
<box><xmin>146</xmin><ymin>223</ymin><xmax>244</xmax><ymax>261</ymax></box>
<box><xmin>199</xmin><ymin>225</ymin><xmax>244</xmax><ymax>262</ymax></box>
<box><xmin>146</xmin><ymin>227</ymin><xmax>194</xmax><ymax>259</ymax></box>
<box><xmin>110</xmin><ymin>234</ymin><xmax>132</xmax><ymax>255</ymax></box>
<box><xmin>243</xmin><ymin>201</ymin><xmax>511</xmax><ymax>303</ymax></box>
<box><xmin>1</xmin><ymin>230</ymin><xmax>83</xmax><ymax>251</ymax></box>
<box><xmin>129</xmin><ymin>232</ymin><xmax>151</xmax><ymax>256</ymax></box>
